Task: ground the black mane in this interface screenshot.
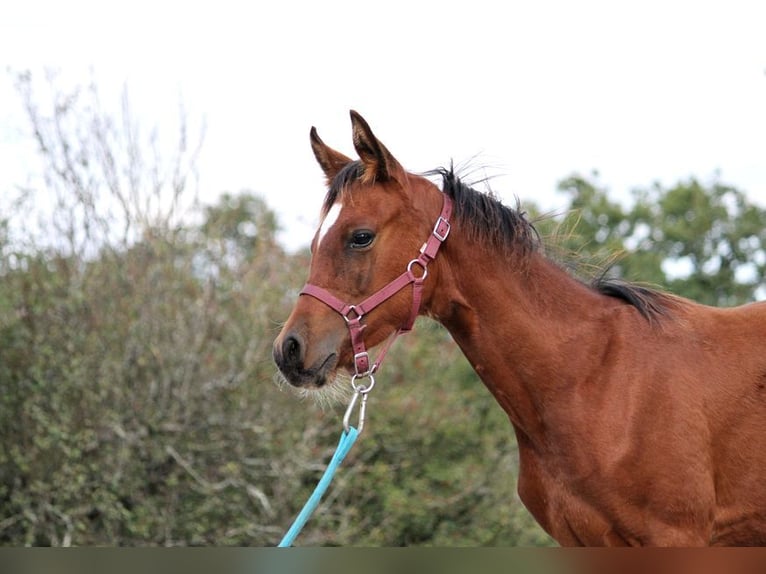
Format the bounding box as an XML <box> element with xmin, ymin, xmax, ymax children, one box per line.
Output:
<box><xmin>593</xmin><ymin>276</ymin><xmax>672</xmax><ymax>321</ymax></box>
<box><xmin>435</xmin><ymin>167</ymin><xmax>672</xmax><ymax>322</ymax></box>
<box><xmin>432</xmin><ymin>167</ymin><xmax>541</xmax><ymax>257</ymax></box>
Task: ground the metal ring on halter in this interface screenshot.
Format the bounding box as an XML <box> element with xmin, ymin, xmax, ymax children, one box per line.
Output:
<box><xmin>406</xmin><ymin>259</ymin><xmax>428</xmax><ymax>281</ymax></box>
<box><xmin>342</xmin><ymin>305</ymin><xmax>362</xmax><ymax>323</ymax></box>
<box><xmin>351</xmin><ymin>373</ymin><xmax>376</xmax><ymax>394</ymax></box>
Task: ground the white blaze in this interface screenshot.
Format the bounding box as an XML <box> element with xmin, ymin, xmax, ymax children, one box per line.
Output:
<box><xmin>317</xmin><ymin>202</ymin><xmax>343</xmax><ymax>248</ymax></box>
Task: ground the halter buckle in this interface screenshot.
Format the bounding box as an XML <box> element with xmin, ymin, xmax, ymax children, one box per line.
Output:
<box><xmin>353</xmin><ymin>351</ymin><xmax>371</xmax><ymax>376</ymax></box>
<box><xmin>433</xmin><ymin>216</ymin><xmax>451</xmax><ymax>242</ymax></box>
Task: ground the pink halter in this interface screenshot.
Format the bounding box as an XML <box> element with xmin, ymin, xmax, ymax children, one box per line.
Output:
<box><xmin>300</xmin><ymin>194</ymin><xmax>453</xmax><ymax>379</ymax></box>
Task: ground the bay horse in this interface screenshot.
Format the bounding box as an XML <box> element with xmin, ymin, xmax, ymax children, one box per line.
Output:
<box><xmin>273</xmin><ymin>110</ymin><xmax>766</xmax><ymax>546</ymax></box>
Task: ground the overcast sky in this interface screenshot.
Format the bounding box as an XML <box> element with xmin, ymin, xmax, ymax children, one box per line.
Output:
<box><xmin>2</xmin><ymin>1</ymin><xmax>765</xmax><ymax>250</ymax></box>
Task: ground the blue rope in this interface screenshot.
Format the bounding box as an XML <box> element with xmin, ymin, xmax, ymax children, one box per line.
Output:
<box><xmin>278</xmin><ymin>426</ymin><xmax>360</xmax><ymax>547</ymax></box>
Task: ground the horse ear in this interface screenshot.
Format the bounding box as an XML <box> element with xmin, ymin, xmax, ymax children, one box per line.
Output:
<box><xmin>350</xmin><ymin>110</ymin><xmax>403</xmax><ymax>184</ymax></box>
<box><xmin>310</xmin><ymin>126</ymin><xmax>353</xmax><ymax>185</ymax></box>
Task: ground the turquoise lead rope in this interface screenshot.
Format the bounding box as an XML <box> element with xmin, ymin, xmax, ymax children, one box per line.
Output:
<box><xmin>277</xmin><ymin>427</ymin><xmax>359</xmax><ymax>547</ymax></box>
<box><xmin>278</xmin><ymin>368</ymin><xmax>373</xmax><ymax>546</ymax></box>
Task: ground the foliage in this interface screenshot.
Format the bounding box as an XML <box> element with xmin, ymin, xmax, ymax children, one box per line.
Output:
<box><xmin>0</xmin><ymin>194</ymin><xmax>303</xmax><ymax>545</ymax></box>
<box><xmin>545</xmin><ymin>172</ymin><xmax>766</xmax><ymax>306</ymax></box>
<box><xmin>632</xmin><ymin>179</ymin><xmax>766</xmax><ymax>305</ymax></box>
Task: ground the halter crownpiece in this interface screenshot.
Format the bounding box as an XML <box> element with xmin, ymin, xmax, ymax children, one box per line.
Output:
<box><xmin>300</xmin><ymin>193</ymin><xmax>453</xmax><ymax>380</ymax></box>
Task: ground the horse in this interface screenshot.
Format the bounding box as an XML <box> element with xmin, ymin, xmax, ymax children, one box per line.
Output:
<box><xmin>272</xmin><ymin>110</ymin><xmax>766</xmax><ymax>546</ymax></box>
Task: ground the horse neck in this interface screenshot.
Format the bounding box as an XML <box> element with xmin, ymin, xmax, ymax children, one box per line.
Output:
<box><xmin>428</xmin><ymin>236</ymin><xmax>609</xmax><ymax>441</ymax></box>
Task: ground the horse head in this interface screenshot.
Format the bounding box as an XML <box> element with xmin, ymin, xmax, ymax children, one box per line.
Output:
<box><xmin>273</xmin><ymin>111</ymin><xmax>449</xmax><ymax>393</ymax></box>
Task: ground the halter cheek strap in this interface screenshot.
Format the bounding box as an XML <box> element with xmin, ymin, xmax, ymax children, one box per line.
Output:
<box><xmin>300</xmin><ymin>194</ymin><xmax>453</xmax><ymax>378</ymax></box>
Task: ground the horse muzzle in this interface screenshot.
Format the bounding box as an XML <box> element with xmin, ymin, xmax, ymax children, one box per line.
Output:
<box><xmin>273</xmin><ymin>329</ymin><xmax>340</xmax><ymax>388</ymax></box>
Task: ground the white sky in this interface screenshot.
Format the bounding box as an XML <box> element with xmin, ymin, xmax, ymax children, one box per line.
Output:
<box><xmin>1</xmin><ymin>0</ymin><xmax>765</xmax><ymax>251</ymax></box>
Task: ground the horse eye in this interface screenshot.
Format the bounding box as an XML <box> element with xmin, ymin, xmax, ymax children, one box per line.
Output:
<box><xmin>349</xmin><ymin>230</ymin><xmax>375</xmax><ymax>249</ymax></box>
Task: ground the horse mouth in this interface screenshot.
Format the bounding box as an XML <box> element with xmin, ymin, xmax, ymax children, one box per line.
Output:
<box><xmin>284</xmin><ymin>353</ymin><xmax>338</xmax><ymax>389</ymax></box>
<box><xmin>314</xmin><ymin>353</ymin><xmax>338</xmax><ymax>387</ymax></box>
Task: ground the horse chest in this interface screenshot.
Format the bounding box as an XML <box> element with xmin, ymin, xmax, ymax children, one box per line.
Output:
<box><xmin>517</xmin><ymin>457</ymin><xmax>624</xmax><ymax>546</ymax></box>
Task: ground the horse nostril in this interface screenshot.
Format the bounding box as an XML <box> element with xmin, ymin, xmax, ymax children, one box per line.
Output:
<box><xmin>282</xmin><ymin>334</ymin><xmax>303</xmax><ymax>367</ymax></box>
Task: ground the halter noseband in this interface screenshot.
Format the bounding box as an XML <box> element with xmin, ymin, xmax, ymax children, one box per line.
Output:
<box><xmin>300</xmin><ymin>194</ymin><xmax>453</xmax><ymax>382</ymax></box>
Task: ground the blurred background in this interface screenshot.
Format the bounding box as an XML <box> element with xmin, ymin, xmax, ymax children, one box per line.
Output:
<box><xmin>1</xmin><ymin>1</ymin><xmax>764</xmax><ymax>546</ymax></box>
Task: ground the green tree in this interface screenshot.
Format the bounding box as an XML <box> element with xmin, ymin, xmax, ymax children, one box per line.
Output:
<box><xmin>632</xmin><ymin>179</ymin><xmax>766</xmax><ymax>305</ymax></box>
<box><xmin>0</xmin><ymin>70</ymin><xmax>315</xmax><ymax>546</ymax></box>
<box><xmin>547</xmin><ymin>173</ymin><xmax>766</xmax><ymax>306</ymax></box>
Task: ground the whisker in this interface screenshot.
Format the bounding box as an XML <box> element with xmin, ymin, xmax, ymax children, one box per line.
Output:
<box><xmin>272</xmin><ymin>370</ymin><xmax>353</xmax><ymax>410</ymax></box>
